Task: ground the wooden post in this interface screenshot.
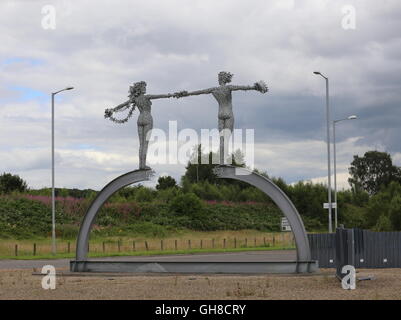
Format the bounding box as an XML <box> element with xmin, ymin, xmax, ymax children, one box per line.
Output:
<box><xmin>102</xmin><ymin>242</ymin><xmax>106</xmax><ymax>253</ymax></box>
<box><xmin>175</xmin><ymin>240</ymin><xmax>178</xmax><ymax>251</ymax></box>
<box><xmin>200</xmin><ymin>239</ymin><xmax>203</xmax><ymax>249</ymax></box>
<box><xmin>117</xmin><ymin>240</ymin><xmax>121</xmax><ymax>252</ymax></box>
<box><xmin>245</xmin><ymin>238</ymin><xmax>248</xmax><ymax>248</ymax></box>
<box><xmin>33</xmin><ymin>243</ymin><xmax>36</xmax><ymax>256</ymax></box>
<box><xmin>132</xmin><ymin>241</ymin><xmax>136</xmax><ymax>251</ymax></box>
<box><xmin>88</xmin><ymin>243</ymin><xmax>89</xmax><ymax>253</ymax></box>
<box><xmin>273</xmin><ymin>235</ymin><xmax>275</xmax><ymax>247</ymax></box>
<box><xmin>145</xmin><ymin>241</ymin><xmax>149</xmax><ymax>251</ymax></box>
<box><xmin>67</xmin><ymin>242</ymin><xmax>71</xmax><ymax>253</ymax></box>
<box><xmin>188</xmin><ymin>239</ymin><xmax>191</xmax><ymax>249</ymax></box>
<box><xmin>161</xmin><ymin>239</ymin><xmax>163</xmax><ymax>251</ymax></box>
<box><xmin>15</xmin><ymin>244</ymin><xmax>18</xmax><ymax>256</ymax></box>
<box><xmin>263</xmin><ymin>237</ymin><xmax>266</xmax><ymax>247</ymax></box>
<box><xmin>234</xmin><ymin>238</ymin><xmax>237</xmax><ymax>248</ymax></box>
<box><xmin>223</xmin><ymin>238</ymin><xmax>226</xmax><ymax>249</ymax></box>
<box><xmin>212</xmin><ymin>238</ymin><xmax>215</xmax><ymax>249</ymax></box>
<box><xmin>254</xmin><ymin>238</ymin><xmax>257</xmax><ymax>247</ymax></box>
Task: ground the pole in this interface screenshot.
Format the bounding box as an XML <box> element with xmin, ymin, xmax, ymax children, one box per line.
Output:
<box><xmin>51</xmin><ymin>93</ymin><xmax>56</xmax><ymax>255</ymax></box>
<box><xmin>50</xmin><ymin>87</ymin><xmax>73</xmax><ymax>255</ymax></box>
<box><xmin>333</xmin><ymin>121</ymin><xmax>338</xmax><ymax>230</ymax></box>
<box><xmin>325</xmin><ymin>77</ymin><xmax>333</xmax><ymax>233</ymax></box>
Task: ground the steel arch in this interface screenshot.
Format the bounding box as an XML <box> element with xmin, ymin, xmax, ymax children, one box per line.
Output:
<box><xmin>213</xmin><ymin>165</ymin><xmax>311</xmax><ymax>261</ymax></box>
<box><xmin>74</xmin><ymin>169</ymin><xmax>153</xmax><ymax>267</ymax></box>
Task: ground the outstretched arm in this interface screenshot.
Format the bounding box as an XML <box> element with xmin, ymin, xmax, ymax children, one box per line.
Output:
<box><xmin>229</xmin><ymin>81</ymin><xmax>268</xmax><ymax>93</ymax></box>
<box><xmin>173</xmin><ymin>87</ymin><xmax>216</xmax><ymax>98</ymax></box>
<box><xmin>229</xmin><ymin>85</ymin><xmax>256</xmax><ymax>91</ymax></box>
<box><xmin>146</xmin><ymin>93</ymin><xmax>173</xmax><ymax>100</ymax></box>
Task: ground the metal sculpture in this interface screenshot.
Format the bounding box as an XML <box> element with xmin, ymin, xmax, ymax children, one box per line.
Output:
<box><xmin>213</xmin><ymin>165</ymin><xmax>311</xmax><ymax>262</ymax></box>
<box><xmin>105</xmin><ymin>81</ymin><xmax>174</xmax><ymax>169</ymax></box>
<box><xmin>73</xmin><ymin>169</ymin><xmax>154</xmax><ymax>270</ymax></box>
<box><xmin>174</xmin><ymin>71</ymin><xmax>268</xmax><ymax>164</ymax></box>
<box><xmin>71</xmin><ymin>76</ymin><xmax>317</xmax><ymax>274</ymax></box>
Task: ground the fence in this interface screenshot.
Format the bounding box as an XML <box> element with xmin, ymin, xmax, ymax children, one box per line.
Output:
<box><xmin>1</xmin><ymin>233</ymin><xmax>296</xmax><ymax>257</ymax></box>
<box><xmin>308</xmin><ymin>233</ymin><xmax>336</xmax><ymax>268</ymax></box>
<box><xmin>309</xmin><ymin>228</ymin><xmax>401</xmax><ymax>269</ymax></box>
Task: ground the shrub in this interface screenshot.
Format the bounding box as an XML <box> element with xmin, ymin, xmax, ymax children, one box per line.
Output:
<box><xmin>0</xmin><ymin>172</ymin><xmax>28</xmax><ymax>194</ymax></box>
<box><xmin>169</xmin><ymin>192</ymin><xmax>204</xmax><ymax>216</ymax></box>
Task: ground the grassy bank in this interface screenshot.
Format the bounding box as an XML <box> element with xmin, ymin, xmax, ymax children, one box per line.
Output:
<box><xmin>0</xmin><ymin>230</ymin><xmax>295</xmax><ymax>259</ymax></box>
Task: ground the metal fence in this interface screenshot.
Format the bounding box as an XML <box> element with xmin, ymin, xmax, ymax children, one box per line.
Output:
<box><xmin>308</xmin><ymin>233</ymin><xmax>336</xmax><ymax>268</ymax></box>
<box><xmin>308</xmin><ymin>228</ymin><xmax>401</xmax><ymax>269</ymax></box>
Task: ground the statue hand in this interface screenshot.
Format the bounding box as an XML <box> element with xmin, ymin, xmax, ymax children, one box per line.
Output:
<box><xmin>173</xmin><ymin>90</ymin><xmax>189</xmax><ymax>98</ymax></box>
<box><xmin>104</xmin><ymin>108</ymin><xmax>113</xmax><ymax>119</ymax></box>
<box><xmin>254</xmin><ymin>81</ymin><xmax>268</xmax><ymax>93</ymax></box>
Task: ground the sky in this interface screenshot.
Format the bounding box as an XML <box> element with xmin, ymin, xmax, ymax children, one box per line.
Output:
<box><xmin>1</xmin><ymin>0</ymin><xmax>400</xmax><ymax>191</ymax></box>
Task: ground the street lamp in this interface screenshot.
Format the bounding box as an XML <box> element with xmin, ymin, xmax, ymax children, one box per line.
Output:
<box><xmin>51</xmin><ymin>86</ymin><xmax>74</xmax><ymax>255</ymax></box>
<box><xmin>313</xmin><ymin>71</ymin><xmax>333</xmax><ymax>233</ymax></box>
<box><xmin>333</xmin><ymin>115</ymin><xmax>357</xmax><ymax>230</ymax></box>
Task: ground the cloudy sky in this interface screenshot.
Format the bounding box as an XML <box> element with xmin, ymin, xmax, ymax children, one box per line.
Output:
<box><xmin>1</xmin><ymin>0</ymin><xmax>400</xmax><ymax>190</ymax></box>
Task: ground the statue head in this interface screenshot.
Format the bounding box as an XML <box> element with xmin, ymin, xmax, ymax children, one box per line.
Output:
<box><xmin>218</xmin><ymin>71</ymin><xmax>233</xmax><ymax>85</ymax></box>
<box><xmin>129</xmin><ymin>81</ymin><xmax>147</xmax><ymax>97</ymax></box>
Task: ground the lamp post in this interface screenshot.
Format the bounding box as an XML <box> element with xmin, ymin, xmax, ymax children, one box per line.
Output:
<box><xmin>51</xmin><ymin>86</ymin><xmax>74</xmax><ymax>255</ymax></box>
<box><xmin>313</xmin><ymin>71</ymin><xmax>333</xmax><ymax>233</ymax></box>
<box><xmin>333</xmin><ymin>115</ymin><xmax>357</xmax><ymax>230</ymax></box>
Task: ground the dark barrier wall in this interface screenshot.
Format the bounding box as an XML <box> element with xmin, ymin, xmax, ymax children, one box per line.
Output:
<box><xmin>308</xmin><ymin>233</ymin><xmax>336</xmax><ymax>268</ymax></box>
<box><xmin>308</xmin><ymin>228</ymin><xmax>401</xmax><ymax>269</ymax></box>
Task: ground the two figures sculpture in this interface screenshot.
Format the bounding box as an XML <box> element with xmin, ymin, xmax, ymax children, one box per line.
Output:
<box><xmin>105</xmin><ymin>72</ymin><xmax>268</xmax><ymax>170</ymax></box>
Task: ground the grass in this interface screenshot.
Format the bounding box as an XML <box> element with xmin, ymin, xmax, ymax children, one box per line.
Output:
<box><xmin>0</xmin><ymin>230</ymin><xmax>296</xmax><ymax>260</ymax></box>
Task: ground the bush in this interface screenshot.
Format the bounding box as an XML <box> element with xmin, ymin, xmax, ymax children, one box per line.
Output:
<box><xmin>169</xmin><ymin>192</ymin><xmax>204</xmax><ymax>216</ymax></box>
<box><xmin>156</xmin><ymin>176</ymin><xmax>177</xmax><ymax>190</ymax></box>
<box><xmin>0</xmin><ymin>173</ymin><xmax>28</xmax><ymax>194</ymax></box>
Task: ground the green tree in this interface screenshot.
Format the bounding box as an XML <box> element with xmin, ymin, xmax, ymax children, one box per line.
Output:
<box><xmin>366</xmin><ymin>182</ymin><xmax>401</xmax><ymax>230</ymax></box>
<box><xmin>389</xmin><ymin>195</ymin><xmax>401</xmax><ymax>230</ymax></box>
<box><xmin>169</xmin><ymin>192</ymin><xmax>203</xmax><ymax>216</ymax></box>
<box><xmin>348</xmin><ymin>151</ymin><xmax>400</xmax><ymax>195</ymax></box>
<box><xmin>156</xmin><ymin>175</ymin><xmax>177</xmax><ymax>190</ymax></box>
<box><xmin>0</xmin><ymin>172</ymin><xmax>28</xmax><ymax>194</ymax></box>
<box><xmin>183</xmin><ymin>145</ymin><xmax>218</xmax><ymax>184</ymax></box>
<box><xmin>374</xmin><ymin>214</ymin><xmax>392</xmax><ymax>232</ymax></box>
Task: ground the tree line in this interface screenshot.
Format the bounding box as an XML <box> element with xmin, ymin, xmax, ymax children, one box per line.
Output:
<box><xmin>1</xmin><ymin>149</ymin><xmax>400</xmax><ymax>232</ymax></box>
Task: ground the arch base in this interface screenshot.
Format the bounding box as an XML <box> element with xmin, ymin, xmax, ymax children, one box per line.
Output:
<box><xmin>71</xmin><ymin>166</ymin><xmax>318</xmax><ymax>273</ymax></box>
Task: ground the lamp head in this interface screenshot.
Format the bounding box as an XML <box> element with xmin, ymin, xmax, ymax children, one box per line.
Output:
<box><xmin>65</xmin><ymin>87</ymin><xmax>74</xmax><ymax>90</ymax></box>
<box><xmin>348</xmin><ymin>115</ymin><xmax>357</xmax><ymax>120</ymax></box>
<box><xmin>313</xmin><ymin>71</ymin><xmax>321</xmax><ymax>75</ymax></box>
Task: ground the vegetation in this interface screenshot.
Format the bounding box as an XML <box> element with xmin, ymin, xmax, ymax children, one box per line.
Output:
<box><xmin>1</xmin><ymin>148</ymin><xmax>400</xmax><ymax>242</ymax></box>
<box><xmin>348</xmin><ymin>151</ymin><xmax>401</xmax><ymax>195</ymax></box>
<box><xmin>0</xmin><ymin>172</ymin><xmax>28</xmax><ymax>194</ymax></box>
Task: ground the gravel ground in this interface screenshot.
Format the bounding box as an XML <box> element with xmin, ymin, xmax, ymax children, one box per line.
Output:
<box><xmin>0</xmin><ymin>268</ymin><xmax>400</xmax><ymax>300</ymax></box>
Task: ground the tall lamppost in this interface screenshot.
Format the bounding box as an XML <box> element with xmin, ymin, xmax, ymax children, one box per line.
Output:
<box><xmin>51</xmin><ymin>86</ymin><xmax>74</xmax><ymax>255</ymax></box>
<box><xmin>333</xmin><ymin>115</ymin><xmax>357</xmax><ymax>230</ymax></box>
<box><xmin>313</xmin><ymin>71</ymin><xmax>333</xmax><ymax>233</ymax></box>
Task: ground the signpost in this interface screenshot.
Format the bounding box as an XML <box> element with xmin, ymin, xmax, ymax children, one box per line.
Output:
<box><xmin>323</xmin><ymin>203</ymin><xmax>337</xmax><ymax>209</ymax></box>
<box><xmin>281</xmin><ymin>217</ymin><xmax>291</xmax><ymax>232</ymax></box>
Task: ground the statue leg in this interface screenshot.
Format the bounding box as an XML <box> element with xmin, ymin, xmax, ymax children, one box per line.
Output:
<box><xmin>138</xmin><ymin>124</ymin><xmax>145</xmax><ymax>169</ymax></box>
<box><xmin>219</xmin><ymin>117</ymin><xmax>233</xmax><ymax>165</ymax></box>
<box><xmin>142</xmin><ymin>123</ymin><xmax>152</xmax><ymax>169</ymax></box>
<box><xmin>218</xmin><ymin>119</ymin><xmax>225</xmax><ymax>165</ymax></box>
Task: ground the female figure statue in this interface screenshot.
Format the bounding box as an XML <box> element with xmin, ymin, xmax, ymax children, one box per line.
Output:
<box><xmin>174</xmin><ymin>71</ymin><xmax>268</xmax><ymax>164</ymax></box>
<box><xmin>105</xmin><ymin>81</ymin><xmax>173</xmax><ymax>170</ymax></box>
